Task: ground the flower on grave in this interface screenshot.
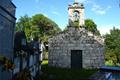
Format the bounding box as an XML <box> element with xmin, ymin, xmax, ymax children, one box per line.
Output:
<box><xmin>0</xmin><ymin>55</ymin><xmax>15</xmax><ymax>71</ymax></box>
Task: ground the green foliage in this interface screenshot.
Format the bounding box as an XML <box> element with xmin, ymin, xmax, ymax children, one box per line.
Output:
<box><xmin>70</xmin><ymin>20</ymin><xmax>79</xmax><ymax>28</ymax></box>
<box><xmin>67</xmin><ymin>19</ymin><xmax>100</xmax><ymax>35</ymax></box>
<box><xmin>31</xmin><ymin>14</ymin><xmax>61</xmax><ymax>42</ymax></box>
<box><xmin>105</xmin><ymin>60</ymin><xmax>114</xmax><ymax>66</ymax></box>
<box><xmin>105</xmin><ymin>27</ymin><xmax>120</xmax><ymax>66</ymax></box>
<box><xmin>84</xmin><ymin>19</ymin><xmax>100</xmax><ymax>36</ymax></box>
<box><xmin>16</xmin><ymin>15</ymin><xmax>32</xmax><ymax>41</ymax></box>
<box><xmin>16</xmin><ymin>14</ymin><xmax>61</xmax><ymax>42</ymax></box>
<box><xmin>41</xmin><ymin>60</ymin><xmax>48</xmax><ymax>65</ymax></box>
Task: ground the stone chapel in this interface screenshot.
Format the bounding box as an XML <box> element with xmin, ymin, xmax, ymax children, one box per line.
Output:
<box><xmin>48</xmin><ymin>0</ymin><xmax>105</xmax><ymax>69</ymax></box>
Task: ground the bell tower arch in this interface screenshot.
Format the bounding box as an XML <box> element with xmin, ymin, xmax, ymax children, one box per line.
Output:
<box><xmin>68</xmin><ymin>0</ymin><xmax>85</xmax><ymax>26</ymax></box>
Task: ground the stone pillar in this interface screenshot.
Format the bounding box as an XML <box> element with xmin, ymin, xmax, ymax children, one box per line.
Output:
<box><xmin>79</xmin><ymin>7</ymin><xmax>84</xmax><ymax>26</ymax></box>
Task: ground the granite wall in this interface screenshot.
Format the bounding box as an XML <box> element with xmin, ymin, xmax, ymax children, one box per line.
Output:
<box><xmin>0</xmin><ymin>0</ymin><xmax>16</xmax><ymax>80</ymax></box>
<box><xmin>48</xmin><ymin>27</ymin><xmax>105</xmax><ymax>69</ymax></box>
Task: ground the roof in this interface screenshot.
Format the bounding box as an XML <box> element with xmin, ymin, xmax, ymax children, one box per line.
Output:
<box><xmin>49</xmin><ymin>27</ymin><xmax>104</xmax><ymax>45</ymax></box>
<box><xmin>10</xmin><ymin>0</ymin><xmax>16</xmax><ymax>8</ymax></box>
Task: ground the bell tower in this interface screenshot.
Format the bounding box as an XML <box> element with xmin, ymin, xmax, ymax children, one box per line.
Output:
<box><xmin>68</xmin><ymin>0</ymin><xmax>85</xmax><ymax>26</ymax></box>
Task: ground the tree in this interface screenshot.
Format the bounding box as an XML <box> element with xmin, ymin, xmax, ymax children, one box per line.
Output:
<box><xmin>16</xmin><ymin>15</ymin><xmax>32</xmax><ymax>41</ymax></box>
<box><xmin>31</xmin><ymin>14</ymin><xmax>61</xmax><ymax>41</ymax></box>
<box><xmin>105</xmin><ymin>27</ymin><xmax>120</xmax><ymax>66</ymax></box>
<box><xmin>84</xmin><ymin>19</ymin><xmax>100</xmax><ymax>35</ymax></box>
<box><xmin>16</xmin><ymin>14</ymin><xmax>61</xmax><ymax>42</ymax></box>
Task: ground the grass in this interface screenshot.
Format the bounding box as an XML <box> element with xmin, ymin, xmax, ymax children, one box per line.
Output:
<box><xmin>41</xmin><ymin>60</ymin><xmax>48</xmax><ymax>65</ymax></box>
<box><xmin>39</xmin><ymin>60</ymin><xmax>97</xmax><ymax>80</ymax></box>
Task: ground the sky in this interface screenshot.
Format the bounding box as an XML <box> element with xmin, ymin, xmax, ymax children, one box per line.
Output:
<box><xmin>12</xmin><ymin>0</ymin><xmax>120</xmax><ymax>35</ymax></box>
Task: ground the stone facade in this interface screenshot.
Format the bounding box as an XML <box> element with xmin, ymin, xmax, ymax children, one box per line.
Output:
<box><xmin>0</xmin><ymin>0</ymin><xmax>16</xmax><ymax>80</ymax></box>
<box><xmin>48</xmin><ymin>27</ymin><xmax>105</xmax><ymax>69</ymax></box>
<box><xmin>0</xmin><ymin>0</ymin><xmax>16</xmax><ymax>59</ymax></box>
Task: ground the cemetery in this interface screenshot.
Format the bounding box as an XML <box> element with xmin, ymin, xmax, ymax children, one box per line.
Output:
<box><xmin>0</xmin><ymin>0</ymin><xmax>120</xmax><ymax>80</ymax></box>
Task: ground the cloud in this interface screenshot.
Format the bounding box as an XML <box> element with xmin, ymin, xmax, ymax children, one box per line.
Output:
<box><xmin>98</xmin><ymin>24</ymin><xmax>120</xmax><ymax>35</ymax></box>
<box><xmin>78</xmin><ymin>0</ymin><xmax>111</xmax><ymax>15</ymax></box>
<box><xmin>78</xmin><ymin>0</ymin><xmax>91</xmax><ymax>3</ymax></box>
<box><xmin>51</xmin><ymin>11</ymin><xmax>60</xmax><ymax>16</ymax></box>
<box><xmin>72</xmin><ymin>0</ymin><xmax>112</xmax><ymax>15</ymax></box>
<box><xmin>91</xmin><ymin>3</ymin><xmax>111</xmax><ymax>15</ymax></box>
<box><xmin>98</xmin><ymin>27</ymin><xmax>111</xmax><ymax>35</ymax></box>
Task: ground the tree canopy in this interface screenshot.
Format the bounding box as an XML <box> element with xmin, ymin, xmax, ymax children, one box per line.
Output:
<box><xmin>105</xmin><ymin>27</ymin><xmax>120</xmax><ymax>66</ymax></box>
<box><xmin>16</xmin><ymin>15</ymin><xmax>32</xmax><ymax>41</ymax></box>
<box><xmin>16</xmin><ymin>14</ymin><xmax>61</xmax><ymax>42</ymax></box>
<box><xmin>84</xmin><ymin>19</ymin><xmax>100</xmax><ymax>35</ymax></box>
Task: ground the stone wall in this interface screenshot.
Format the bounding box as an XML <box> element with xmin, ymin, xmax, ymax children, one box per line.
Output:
<box><xmin>48</xmin><ymin>27</ymin><xmax>105</xmax><ymax>69</ymax></box>
<box><xmin>0</xmin><ymin>0</ymin><xmax>16</xmax><ymax>80</ymax></box>
<box><xmin>0</xmin><ymin>0</ymin><xmax>16</xmax><ymax>59</ymax></box>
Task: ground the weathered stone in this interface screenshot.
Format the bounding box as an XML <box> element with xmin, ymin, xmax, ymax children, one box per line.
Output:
<box><xmin>48</xmin><ymin>27</ymin><xmax>105</xmax><ymax>69</ymax></box>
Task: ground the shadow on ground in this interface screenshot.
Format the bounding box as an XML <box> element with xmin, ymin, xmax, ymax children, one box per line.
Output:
<box><xmin>37</xmin><ymin>60</ymin><xmax>97</xmax><ymax>80</ymax></box>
